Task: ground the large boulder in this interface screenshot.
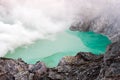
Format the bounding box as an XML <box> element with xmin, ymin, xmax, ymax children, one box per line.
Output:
<box><xmin>0</xmin><ymin>58</ymin><xmax>47</xmax><ymax>80</ymax></box>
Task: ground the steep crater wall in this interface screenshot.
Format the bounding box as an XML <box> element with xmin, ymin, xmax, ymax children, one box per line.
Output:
<box><xmin>70</xmin><ymin>15</ymin><xmax>120</xmax><ymax>42</ymax></box>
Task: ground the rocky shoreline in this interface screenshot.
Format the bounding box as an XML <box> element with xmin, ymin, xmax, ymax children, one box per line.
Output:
<box><xmin>0</xmin><ymin>41</ymin><xmax>120</xmax><ymax>80</ymax></box>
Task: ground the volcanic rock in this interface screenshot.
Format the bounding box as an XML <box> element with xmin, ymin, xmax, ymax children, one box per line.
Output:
<box><xmin>0</xmin><ymin>58</ymin><xmax>47</xmax><ymax>80</ymax></box>
<box><xmin>0</xmin><ymin>41</ymin><xmax>120</xmax><ymax>80</ymax></box>
<box><xmin>70</xmin><ymin>16</ymin><xmax>120</xmax><ymax>42</ymax></box>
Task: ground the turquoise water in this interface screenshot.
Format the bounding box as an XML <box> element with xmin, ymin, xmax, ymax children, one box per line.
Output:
<box><xmin>5</xmin><ymin>30</ymin><xmax>111</xmax><ymax>67</ymax></box>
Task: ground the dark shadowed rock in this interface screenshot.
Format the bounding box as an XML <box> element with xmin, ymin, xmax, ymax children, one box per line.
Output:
<box><xmin>30</xmin><ymin>61</ymin><xmax>47</xmax><ymax>80</ymax></box>
<box><xmin>98</xmin><ymin>41</ymin><xmax>120</xmax><ymax>80</ymax></box>
<box><xmin>0</xmin><ymin>72</ymin><xmax>14</xmax><ymax>80</ymax></box>
<box><xmin>45</xmin><ymin>52</ymin><xmax>103</xmax><ymax>80</ymax></box>
<box><xmin>0</xmin><ymin>58</ymin><xmax>47</xmax><ymax>80</ymax></box>
<box><xmin>104</xmin><ymin>41</ymin><xmax>120</xmax><ymax>66</ymax></box>
<box><xmin>0</xmin><ymin>58</ymin><xmax>29</xmax><ymax>80</ymax></box>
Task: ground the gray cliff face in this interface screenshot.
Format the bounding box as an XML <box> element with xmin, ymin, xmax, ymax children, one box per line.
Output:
<box><xmin>70</xmin><ymin>15</ymin><xmax>120</xmax><ymax>42</ymax></box>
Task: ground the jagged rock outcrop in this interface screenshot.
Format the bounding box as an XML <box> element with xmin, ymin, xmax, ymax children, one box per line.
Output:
<box><xmin>97</xmin><ymin>41</ymin><xmax>120</xmax><ymax>80</ymax></box>
<box><xmin>0</xmin><ymin>41</ymin><xmax>120</xmax><ymax>80</ymax></box>
<box><xmin>45</xmin><ymin>52</ymin><xmax>103</xmax><ymax>80</ymax></box>
<box><xmin>43</xmin><ymin>41</ymin><xmax>120</xmax><ymax>80</ymax></box>
<box><xmin>0</xmin><ymin>58</ymin><xmax>47</xmax><ymax>80</ymax></box>
<box><xmin>70</xmin><ymin>16</ymin><xmax>120</xmax><ymax>42</ymax></box>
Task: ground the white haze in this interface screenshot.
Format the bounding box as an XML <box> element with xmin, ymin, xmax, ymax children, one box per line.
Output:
<box><xmin>0</xmin><ymin>0</ymin><xmax>119</xmax><ymax>56</ymax></box>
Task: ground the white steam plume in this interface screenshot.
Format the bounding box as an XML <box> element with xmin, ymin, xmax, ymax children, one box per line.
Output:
<box><xmin>0</xmin><ymin>0</ymin><xmax>119</xmax><ymax>56</ymax></box>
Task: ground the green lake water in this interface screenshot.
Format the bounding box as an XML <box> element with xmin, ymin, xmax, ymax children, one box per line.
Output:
<box><xmin>5</xmin><ymin>30</ymin><xmax>111</xmax><ymax>67</ymax></box>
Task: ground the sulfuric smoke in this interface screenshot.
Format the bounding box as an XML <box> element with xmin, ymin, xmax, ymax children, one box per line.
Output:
<box><xmin>0</xmin><ymin>0</ymin><xmax>119</xmax><ymax>56</ymax></box>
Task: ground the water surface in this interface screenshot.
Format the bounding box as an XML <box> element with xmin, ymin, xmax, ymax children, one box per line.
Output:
<box><xmin>5</xmin><ymin>30</ymin><xmax>111</xmax><ymax>67</ymax></box>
